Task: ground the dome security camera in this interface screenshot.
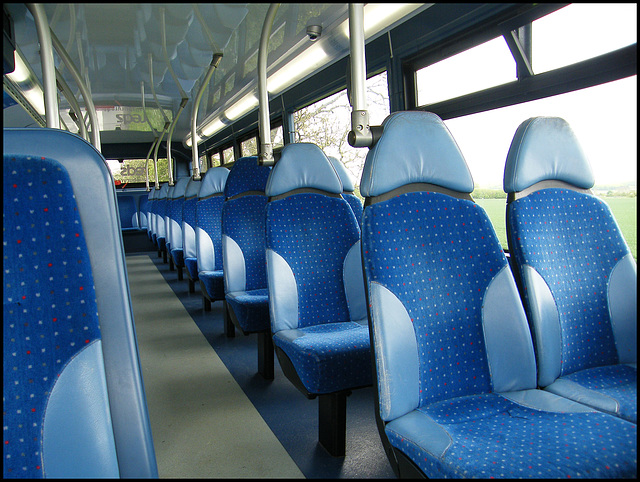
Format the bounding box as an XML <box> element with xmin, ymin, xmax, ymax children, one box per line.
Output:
<box><xmin>306</xmin><ymin>25</ymin><xmax>322</xmax><ymax>41</ymax></box>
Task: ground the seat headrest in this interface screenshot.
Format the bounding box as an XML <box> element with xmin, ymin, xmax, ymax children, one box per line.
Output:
<box><xmin>198</xmin><ymin>167</ymin><xmax>229</xmax><ymax>198</ymax></box>
<box><xmin>184</xmin><ymin>177</ymin><xmax>202</xmax><ymax>199</ymax></box>
<box><xmin>224</xmin><ymin>156</ymin><xmax>271</xmax><ymax>198</ymax></box>
<box><xmin>360</xmin><ymin>111</ymin><xmax>474</xmax><ymax>197</ymax></box>
<box><xmin>170</xmin><ymin>177</ymin><xmax>190</xmax><ymax>199</ymax></box>
<box><xmin>157</xmin><ymin>183</ymin><xmax>169</xmax><ymax>199</ymax></box>
<box><xmin>503</xmin><ymin>117</ymin><xmax>594</xmax><ymax>193</ymax></box>
<box><xmin>265</xmin><ymin>143</ymin><xmax>343</xmax><ymax>197</ymax></box>
<box><xmin>328</xmin><ymin>156</ymin><xmax>355</xmax><ymax>192</ymax></box>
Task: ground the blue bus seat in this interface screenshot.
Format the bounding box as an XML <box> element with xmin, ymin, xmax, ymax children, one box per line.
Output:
<box><xmin>146</xmin><ymin>188</ymin><xmax>157</xmax><ymax>243</ymax></box>
<box><xmin>265</xmin><ymin>143</ymin><xmax>371</xmax><ymax>456</ymax></box>
<box><xmin>167</xmin><ymin>177</ymin><xmax>190</xmax><ymax>279</ymax></box>
<box><xmin>154</xmin><ymin>183</ymin><xmax>169</xmax><ymax>262</ymax></box>
<box><xmin>196</xmin><ymin>167</ymin><xmax>229</xmax><ymax>311</ymax></box>
<box><xmin>163</xmin><ymin>184</ymin><xmax>176</xmax><ymax>267</ymax></box>
<box><xmin>139</xmin><ymin>194</ymin><xmax>149</xmax><ymax>232</ymax></box>
<box><xmin>222</xmin><ymin>157</ymin><xmax>273</xmax><ymax>378</ymax></box>
<box><xmin>3</xmin><ymin>128</ymin><xmax>158</xmax><ymax>478</ymax></box>
<box><xmin>328</xmin><ymin>156</ymin><xmax>363</xmax><ymax>226</ymax></box>
<box><xmin>504</xmin><ymin>116</ymin><xmax>637</xmax><ymax>424</ymax></box>
<box><xmin>117</xmin><ymin>195</ymin><xmax>139</xmax><ymax>231</ymax></box>
<box><xmin>182</xmin><ymin>178</ymin><xmax>202</xmax><ymax>293</ymax></box>
<box><xmin>359</xmin><ymin>112</ymin><xmax>637</xmax><ymax>478</ymax></box>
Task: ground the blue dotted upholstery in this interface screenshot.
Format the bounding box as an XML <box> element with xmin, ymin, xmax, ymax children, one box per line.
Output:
<box><xmin>363</xmin><ymin>193</ymin><xmax>501</xmax><ymax>404</ymax></box>
<box><xmin>197</xmin><ymin>194</ymin><xmax>225</xmax><ymax>300</ymax></box>
<box><xmin>168</xmin><ymin>178</ymin><xmax>190</xmax><ymax>269</ymax></box>
<box><xmin>222</xmin><ymin>157</ymin><xmax>271</xmax><ymax>333</ymax></box>
<box><xmin>146</xmin><ymin>189</ymin><xmax>156</xmax><ymax>242</ymax></box>
<box><xmin>327</xmin><ymin>156</ymin><xmax>363</xmax><ymax>225</ymax></box>
<box><xmin>153</xmin><ymin>184</ymin><xmax>169</xmax><ymax>252</ymax></box>
<box><xmin>386</xmin><ymin>393</ymin><xmax>636</xmax><ymax>478</ymax></box>
<box><xmin>265</xmin><ymin>143</ymin><xmax>371</xmax><ymax>396</ymax></box>
<box><xmin>139</xmin><ymin>195</ymin><xmax>149</xmax><ymax>231</ymax></box>
<box><xmin>196</xmin><ymin>168</ymin><xmax>229</xmax><ymax>303</ymax></box>
<box><xmin>360</xmin><ymin>111</ymin><xmax>637</xmax><ymax>478</ymax></box>
<box><xmin>117</xmin><ymin>195</ymin><xmax>138</xmax><ymax>231</ymax></box>
<box><xmin>343</xmin><ymin>193</ymin><xmax>363</xmax><ymax>226</ymax></box>
<box><xmin>182</xmin><ymin>192</ymin><xmax>199</xmax><ymax>281</ymax></box>
<box><xmin>505</xmin><ymin>117</ymin><xmax>636</xmax><ymax>425</ymax></box>
<box><xmin>3</xmin><ymin>131</ymin><xmax>156</xmax><ymax>479</ymax></box>
<box><xmin>4</xmin><ymin>156</ymin><xmax>102</xmax><ymax>477</ymax></box>
<box><xmin>266</xmin><ymin>193</ymin><xmax>370</xmax><ymax>394</ymax></box>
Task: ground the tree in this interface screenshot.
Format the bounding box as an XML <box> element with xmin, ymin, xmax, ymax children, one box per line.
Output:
<box><xmin>293</xmin><ymin>72</ymin><xmax>389</xmax><ymax>198</ymax></box>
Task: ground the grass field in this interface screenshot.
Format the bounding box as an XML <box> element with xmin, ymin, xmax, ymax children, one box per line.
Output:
<box><xmin>476</xmin><ymin>197</ymin><xmax>637</xmax><ymax>260</ymax></box>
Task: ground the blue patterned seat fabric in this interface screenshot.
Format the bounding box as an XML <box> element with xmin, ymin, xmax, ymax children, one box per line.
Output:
<box><xmin>168</xmin><ymin>177</ymin><xmax>190</xmax><ymax>273</ymax></box>
<box><xmin>3</xmin><ymin>128</ymin><xmax>157</xmax><ymax>478</ymax></box>
<box><xmin>182</xmin><ymin>178</ymin><xmax>201</xmax><ymax>287</ymax></box>
<box><xmin>328</xmin><ymin>156</ymin><xmax>363</xmax><ymax>226</ymax></box>
<box><xmin>360</xmin><ymin>111</ymin><xmax>637</xmax><ymax>478</ymax></box>
<box><xmin>222</xmin><ymin>157</ymin><xmax>272</xmax><ymax>334</ymax></box>
<box><xmin>504</xmin><ymin>116</ymin><xmax>637</xmax><ymax>424</ymax></box>
<box><xmin>154</xmin><ymin>183</ymin><xmax>169</xmax><ymax>254</ymax></box>
<box><xmin>265</xmin><ymin>143</ymin><xmax>371</xmax><ymax>395</ymax></box>
<box><xmin>146</xmin><ymin>188</ymin><xmax>157</xmax><ymax>243</ymax></box>
<box><xmin>138</xmin><ymin>195</ymin><xmax>149</xmax><ymax>231</ymax></box>
<box><xmin>117</xmin><ymin>195</ymin><xmax>139</xmax><ymax>231</ymax></box>
<box><xmin>196</xmin><ymin>167</ymin><xmax>229</xmax><ymax>303</ymax></box>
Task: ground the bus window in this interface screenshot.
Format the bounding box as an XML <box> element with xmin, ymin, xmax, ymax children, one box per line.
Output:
<box><xmin>107</xmin><ymin>158</ymin><xmax>170</xmax><ymax>186</ymax></box>
<box><xmin>222</xmin><ymin>146</ymin><xmax>235</xmax><ymax>164</ymax></box>
<box><xmin>532</xmin><ymin>4</ymin><xmax>637</xmax><ymax>74</ymax></box>
<box><xmin>416</xmin><ymin>36</ymin><xmax>516</xmax><ymax>107</ymax></box>
<box><xmin>199</xmin><ymin>155</ymin><xmax>208</xmax><ymax>175</ymax></box>
<box><xmin>413</xmin><ymin>4</ymin><xmax>637</xmax><ymax>256</ymax></box>
<box><xmin>294</xmin><ymin>71</ymin><xmax>389</xmax><ymax>199</ymax></box>
<box><xmin>210</xmin><ymin>151</ymin><xmax>222</xmax><ymax>168</ymax></box>
<box><xmin>241</xmin><ymin>137</ymin><xmax>258</xmax><ymax>156</ymax></box>
<box><xmin>441</xmin><ymin>77</ymin><xmax>637</xmax><ymax>258</ymax></box>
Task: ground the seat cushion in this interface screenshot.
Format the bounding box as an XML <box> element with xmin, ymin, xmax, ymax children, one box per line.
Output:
<box><xmin>272</xmin><ymin>322</ymin><xmax>372</xmax><ymax>394</ymax></box>
<box><xmin>171</xmin><ymin>248</ymin><xmax>184</xmax><ymax>268</ymax></box>
<box><xmin>546</xmin><ymin>364</ymin><xmax>637</xmax><ymax>424</ymax></box>
<box><xmin>184</xmin><ymin>257</ymin><xmax>199</xmax><ymax>281</ymax></box>
<box><xmin>225</xmin><ymin>289</ymin><xmax>270</xmax><ymax>333</ymax></box>
<box><xmin>199</xmin><ymin>270</ymin><xmax>224</xmax><ymax>301</ymax></box>
<box><xmin>385</xmin><ymin>391</ymin><xmax>637</xmax><ymax>478</ymax></box>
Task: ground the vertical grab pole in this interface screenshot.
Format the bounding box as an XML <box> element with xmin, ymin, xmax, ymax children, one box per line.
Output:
<box><xmin>161</xmin><ymin>7</ymin><xmax>189</xmax><ymax>188</ymax></box>
<box><xmin>191</xmin><ymin>54</ymin><xmax>223</xmax><ymax>181</ymax></box>
<box><xmin>347</xmin><ymin>3</ymin><xmax>372</xmax><ymax>148</ymax></box>
<box><xmin>258</xmin><ymin>4</ymin><xmax>280</xmax><ymax>166</ymax></box>
<box><xmin>26</xmin><ymin>4</ymin><xmax>59</xmax><ymax>129</ymax></box>
<box><xmin>50</xmin><ymin>30</ymin><xmax>101</xmax><ymax>151</ymax></box>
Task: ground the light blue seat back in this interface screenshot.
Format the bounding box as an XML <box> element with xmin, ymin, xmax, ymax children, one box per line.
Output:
<box><xmin>168</xmin><ymin>177</ymin><xmax>190</xmax><ymax>254</ymax></box>
<box><xmin>163</xmin><ymin>184</ymin><xmax>175</xmax><ymax>249</ymax></box>
<box><xmin>222</xmin><ymin>157</ymin><xmax>272</xmax><ymax>295</ymax></box>
<box><xmin>328</xmin><ymin>156</ymin><xmax>363</xmax><ymax>226</ymax></box>
<box><xmin>3</xmin><ymin>128</ymin><xmax>157</xmax><ymax>478</ymax></box>
<box><xmin>504</xmin><ymin>116</ymin><xmax>637</xmax><ymax>422</ymax></box>
<box><xmin>196</xmin><ymin>168</ymin><xmax>229</xmax><ymax>274</ymax></box>
<box><xmin>147</xmin><ymin>188</ymin><xmax>157</xmax><ymax>241</ymax></box>
<box><xmin>154</xmin><ymin>183</ymin><xmax>169</xmax><ymax>243</ymax></box>
<box><xmin>139</xmin><ymin>195</ymin><xmax>149</xmax><ymax>230</ymax></box>
<box><xmin>182</xmin><ymin>178</ymin><xmax>202</xmax><ymax>278</ymax></box>
<box><xmin>359</xmin><ymin>112</ymin><xmax>638</xmax><ymax>478</ymax></box>
<box><xmin>361</xmin><ymin>111</ymin><xmax>537</xmax><ymax>416</ymax></box>
<box><xmin>265</xmin><ymin>143</ymin><xmax>370</xmax><ymax>394</ymax></box>
<box><xmin>117</xmin><ymin>195</ymin><xmax>139</xmax><ymax>230</ymax></box>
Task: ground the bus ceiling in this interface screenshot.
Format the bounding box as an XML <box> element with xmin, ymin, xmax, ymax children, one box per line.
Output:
<box><xmin>4</xmin><ymin>4</ymin><xmax>584</xmax><ymax>165</ymax></box>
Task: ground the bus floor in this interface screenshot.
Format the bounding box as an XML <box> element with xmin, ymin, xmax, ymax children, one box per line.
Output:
<box><xmin>125</xmin><ymin>252</ymin><xmax>395</xmax><ymax>479</ymax></box>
